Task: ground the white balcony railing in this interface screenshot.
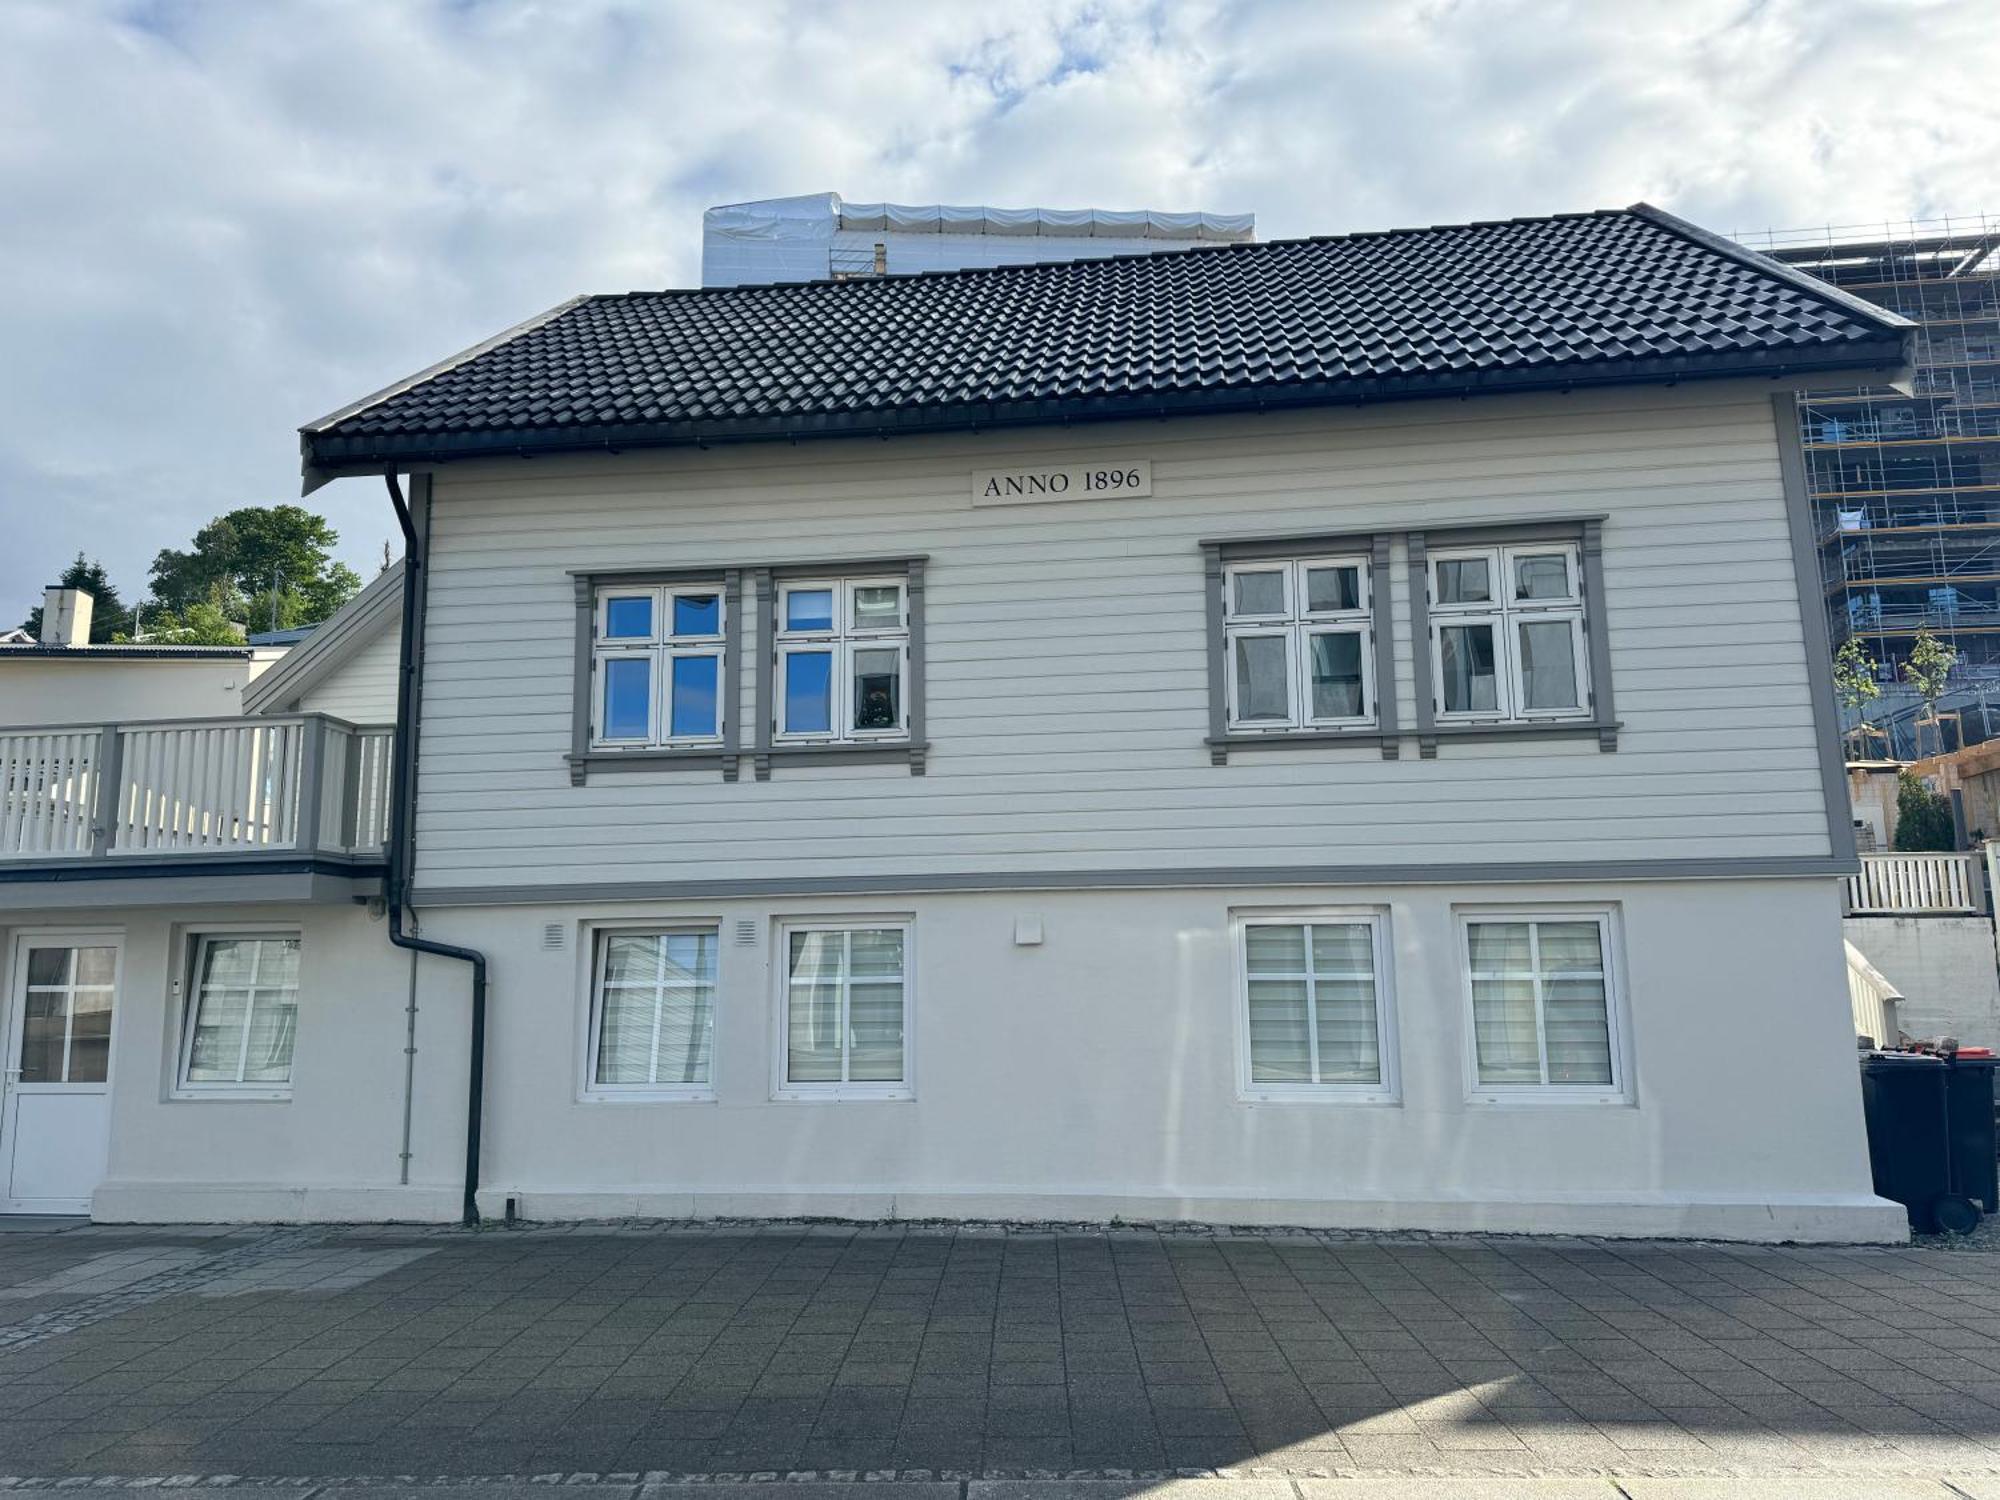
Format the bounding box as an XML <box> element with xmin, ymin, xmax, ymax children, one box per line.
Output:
<box><xmin>1844</xmin><ymin>851</ymin><xmax>1985</xmax><ymax>915</ymax></box>
<box><xmin>0</xmin><ymin>715</ymin><xmax>392</xmax><ymax>864</ymax></box>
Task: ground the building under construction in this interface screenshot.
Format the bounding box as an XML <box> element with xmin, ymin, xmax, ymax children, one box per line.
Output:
<box><xmin>1737</xmin><ymin>216</ymin><xmax>2000</xmax><ymax>755</ymax></box>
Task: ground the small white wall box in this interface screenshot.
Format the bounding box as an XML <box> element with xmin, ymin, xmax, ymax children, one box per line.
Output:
<box><xmin>1014</xmin><ymin>915</ymin><xmax>1044</xmax><ymax>946</ymax></box>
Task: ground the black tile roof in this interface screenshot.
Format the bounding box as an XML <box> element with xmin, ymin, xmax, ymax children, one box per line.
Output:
<box><xmin>301</xmin><ymin>204</ymin><xmax>1913</xmax><ymax>484</ymax></box>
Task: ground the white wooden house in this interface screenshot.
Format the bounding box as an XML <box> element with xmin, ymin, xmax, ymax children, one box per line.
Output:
<box><xmin>0</xmin><ymin>205</ymin><xmax>1919</xmax><ymax>1240</ymax></box>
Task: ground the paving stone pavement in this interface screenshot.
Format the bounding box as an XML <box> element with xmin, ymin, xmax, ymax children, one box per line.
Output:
<box><xmin>3</xmin><ymin>1221</ymin><xmax>2000</xmax><ymax>1486</ymax></box>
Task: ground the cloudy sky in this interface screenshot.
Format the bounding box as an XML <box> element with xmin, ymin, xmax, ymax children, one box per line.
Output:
<box><xmin>2</xmin><ymin>0</ymin><xmax>1995</xmax><ymax>623</ymax></box>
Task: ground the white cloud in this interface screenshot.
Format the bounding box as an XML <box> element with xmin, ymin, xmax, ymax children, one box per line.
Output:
<box><xmin>0</xmin><ymin>0</ymin><xmax>1993</xmax><ymax>620</ymax></box>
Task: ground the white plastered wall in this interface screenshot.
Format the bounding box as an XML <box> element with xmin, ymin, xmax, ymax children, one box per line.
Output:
<box><xmin>0</xmin><ymin>901</ymin><xmax>470</xmax><ymax>1223</ymax></box>
<box><xmin>46</xmin><ymin>875</ymin><xmax>1882</xmax><ymax>1239</ymax></box>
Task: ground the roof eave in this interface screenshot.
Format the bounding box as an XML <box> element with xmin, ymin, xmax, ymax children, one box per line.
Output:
<box><xmin>301</xmin><ymin>338</ymin><xmax>1914</xmax><ymax>483</ymax></box>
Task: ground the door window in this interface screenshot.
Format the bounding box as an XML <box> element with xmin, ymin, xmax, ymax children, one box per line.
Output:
<box><xmin>16</xmin><ymin>946</ymin><xmax>116</xmax><ymax>1085</ymax></box>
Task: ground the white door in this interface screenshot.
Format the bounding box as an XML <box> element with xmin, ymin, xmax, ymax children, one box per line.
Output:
<box><xmin>1</xmin><ymin>935</ymin><xmax>120</xmax><ymax>1214</ymax></box>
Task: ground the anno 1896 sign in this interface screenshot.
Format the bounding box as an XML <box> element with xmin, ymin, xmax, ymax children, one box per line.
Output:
<box><xmin>971</xmin><ymin>459</ymin><xmax>1153</xmax><ymax>506</ymax></box>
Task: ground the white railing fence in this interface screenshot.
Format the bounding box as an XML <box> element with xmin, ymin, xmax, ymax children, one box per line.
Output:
<box><xmin>0</xmin><ymin>730</ymin><xmax>102</xmax><ymax>857</ymax></box>
<box><xmin>111</xmin><ymin>719</ymin><xmax>305</xmax><ymax>855</ymax></box>
<box><xmin>0</xmin><ymin>716</ymin><xmax>392</xmax><ymax>862</ymax></box>
<box><xmin>1844</xmin><ymin>851</ymin><xmax>1984</xmax><ymax>915</ymax></box>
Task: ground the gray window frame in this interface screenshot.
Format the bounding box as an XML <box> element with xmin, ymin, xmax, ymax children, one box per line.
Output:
<box><xmin>753</xmin><ymin>558</ymin><xmax>928</xmax><ymax>779</ymax></box>
<box><xmin>568</xmin><ymin>568</ymin><xmax>745</xmax><ymax>783</ymax></box>
<box><xmin>1202</xmin><ymin>532</ymin><xmax>1399</xmax><ymax>763</ymax></box>
<box><xmin>1408</xmin><ymin>518</ymin><xmax>1618</xmax><ymax>758</ymax></box>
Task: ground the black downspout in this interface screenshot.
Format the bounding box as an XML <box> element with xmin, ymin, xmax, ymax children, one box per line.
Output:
<box><xmin>383</xmin><ymin>470</ymin><xmax>488</xmax><ymax>1226</ymax></box>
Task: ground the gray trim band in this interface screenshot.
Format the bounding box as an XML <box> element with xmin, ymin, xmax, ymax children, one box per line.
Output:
<box><xmin>411</xmin><ymin>854</ymin><xmax>1857</xmax><ymax>907</ymax></box>
<box><xmin>572</xmin><ymin>554</ymin><xmax>928</xmax><ymax>582</ymax></box>
<box><xmin>1201</xmin><ymin>545</ymin><xmax>1228</xmax><ymax>764</ymax></box>
<box><xmin>568</xmin><ymin>575</ymin><xmax>592</xmax><ymax>786</ymax></box>
<box><xmin>1775</xmin><ymin>390</ymin><xmax>1859</xmax><ymax>866</ymax></box>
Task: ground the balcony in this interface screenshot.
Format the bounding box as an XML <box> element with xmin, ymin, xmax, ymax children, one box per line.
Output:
<box><xmin>0</xmin><ymin>715</ymin><xmax>392</xmax><ymax>896</ymax></box>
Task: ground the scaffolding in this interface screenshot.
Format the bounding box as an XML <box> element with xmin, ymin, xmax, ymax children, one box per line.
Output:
<box><xmin>1737</xmin><ymin>215</ymin><xmax>2000</xmax><ymax>754</ymax></box>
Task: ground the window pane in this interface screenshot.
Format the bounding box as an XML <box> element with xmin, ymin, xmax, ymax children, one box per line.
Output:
<box><xmin>73</xmin><ymin>947</ymin><xmax>116</xmax><ymax>986</ymax></box>
<box><xmin>25</xmin><ymin>947</ymin><xmax>68</xmax><ymax>987</ymax></box>
<box><xmin>17</xmin><ymin>987</ymin><xmax>65</xmax><ymax>1083</ymax></box>
<box><xmin>852</xmin><ymin>648</ymin><xmax>901</xmax><ymax>731</ymax></box>
<box><xmin>1233</xmin><ymin>635</ymin><xmax>1290</xmax><ymax>721</ymax></box>
<box><xmin>242</xmin><ymin>990</ymin><xmax>296</xmax><ymax>1083</ymax></box>
<box><xmin>669</xmin><ymin>655</ymin><xmax>719</xmax><ymax>738</ymax></box>
<box><xmin>1538</xmin><ymin>921</ymin><xmax>1604</xmax><ymax>972</ymax></box>
<box><xmin>200</xmin><ymin>939</ymin><xmax>259</xmax><ymax>987</ymax></box>
<box><xmin>1467</xmin><ymin>922</ymin><xmax>1532</xmax><ymax>971</ymax></box>
<box><xmin>660</xmin><ymin>932</ymin><xmax>714</xmax><ymax>984</ymax></box>
<box><xmin>1518</xmin><ymin>620</ymin><xmax>1580</xmax><ymax>711</ymax></box>
<box><xmin>602</xmin><ymin>657</ymin><xmax>652</xmax><ymax>739</ymax></box>
<box><xmin>604</xmin><ymin>595</ymin><xmax>653</xmax><ymax>639</ymax></box>
<box><xmin>1514</xmin><ymin>553</ymin><xmax>1571</xmax><ymax>600</ymax></box>
<box><xmin>1471</xmin><ymin>977</ymin><xmax>1542</xmax><ymax>1084</ymax></box>
<box><xmin>1304</xmin><ymin>565</ymin><xmax>1360</xmax><ymax>613</ymax></box>
<box><xmin>1545</xmin><ymin>978</ymin><xmax>1613</xmax><ymax>1085</ymax></box>
<box><xmin>1436</xmin><ymin>557</ymin><xmax>1492</xmax><ymax>604</ymax></box>
<box><xmin>786</xmin><ymin>589</ymin><xmax>835</xmax><ymax>632</ymax></box>
<box><xmin>1308</xmin><ymin>632</ymin><xmax>1365</xmax><ymax>719</ymax></box>
<box><xmin>789</xmin><ymin>930</ymin><xmax>842</xmax><ymax>982</ymax></box>
<box><xmin>853</xmin><ymin>585</ymin><xmax>901</xmax><ymax>629</ymax></box>
<box><xmin>848</xmin><ymin>982</ymin><xmax>905</xmax><ymax>1081</ymax></box>
<box><xmin>1247</xmin><ymin>978</ymin><xmax>1311</xmax><ymax>1082</ymax></box>
<box><xmin>784</xmin><ymin>651</ymin><xmax>834</xmax><ymax>734</ymax></box>
<box><xmin>671</xmin><ymin>593</ymin><xmax>720</xmax><ymax>637</ymax></box>
<box><xmin>1438</xmin><ymin>623</ymin><xmax>1498</xmax><ymax>713</ymax></box>
<box><xmin>67</xmin><ymin>986</ymin><xmax>113</xmax><ymax>1084</ymax></box>
<box><xmin>1231</xmin><ymin>570</ymin><xmax>1286</xmax><ymax>616</ymax></box>
<box><xmin>787</xmin><ymin>981</ymin><xmax>843</xmax><ymax>1081</ymax></box>
<box><xmin>1245</xmin><ymin>924</ymin><xmax>1307</xmax><ymax>973</ymax></box>
<box><xmin>848</xmin><ymin>929</ymin><xmax>904</xmax><ymax>978</ymax></box>
<box><xmin>185</xmin><ymin>987</ymin><xmax>248</xmax><ymax>1083</ymax></box>
<box><xmin>603</xmin><ymin>934</ymin><xmax>662</xmax><ymax>985</ymax></box>
<box><xmin>256</xmin><ymin>939</ymin><xmax>301</xmax><ymax>990</ymax></box>
<box><xmin>1310</xmin><ymin>924</ymin><xmax>1373</xmax><ymax>972</ymax></box>
<box><xmin>1314</xmin><ymin>978</ymin><xmax>1381</xmax><ymax>1084</ymax></box>
<box><xmin>656</xmin><ymin>983</ymin><xmax>714</xmax><ymax>1085</ymax></box>
<box><xmin>595</xmin><ymin>984</ymin><xmax>657</xmax><ymax>1084</ymax></box>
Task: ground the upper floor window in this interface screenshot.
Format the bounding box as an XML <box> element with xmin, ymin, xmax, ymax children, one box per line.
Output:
<box><xmin>1427</xmin><ymin>543</ymin><xmax>1589</xmax><ymax>724</ymax></box>
<box><xmin>775</xmin><ymin>577</ymin><xmax>910</xmax><ymax>743</ymax></box>
<box><xmin>1223</xmin><ymin>557</ymin><xmax>1376</xmax><ymax>731</ymax></box>
<box><xmin>592</xmin><ymin>583</ymin><xmax>725</xmax><ymax>748</ymax></box>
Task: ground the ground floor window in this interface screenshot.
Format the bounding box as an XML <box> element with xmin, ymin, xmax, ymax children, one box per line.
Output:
<box><xmin>1236</xmin><ymin>912</ymin><xmax>1395</xmax><ymax>1100</ymax></box>
<box><xmin>180</xmin><ymin>934</ymin><xmax>300</xmax><ymax>1093</ymax></box>
<box><xmin>588</xmin><ymin>928</ymin><xmax>717</xmax><ymax>1096</ymax></box>
<box><xmin>1461</xmin><ymin>911</ymin><xmax>1623</xmax><ymax>1098</ymax></box>
<box><xmin>777</xmin><ymin>920</ymin><xmax>910</xmax><ymax>1098</ymax></box>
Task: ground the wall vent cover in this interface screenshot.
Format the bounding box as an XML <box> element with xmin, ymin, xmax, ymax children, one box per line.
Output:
<box><xmin>734</xmin><ymin>919</ymin><xmax>760</xmax><ymax>947</ymax></box>
<box><xmin>542</xmin><ymin>923</ymin><xmax>566</xmax><ymax>952</ymax></box>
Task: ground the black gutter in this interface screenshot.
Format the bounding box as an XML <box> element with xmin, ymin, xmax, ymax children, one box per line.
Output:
<box><xmin>383</xmin><ymin>470</ymin><xmax>489</xmax><ymax>1227</ymax></box>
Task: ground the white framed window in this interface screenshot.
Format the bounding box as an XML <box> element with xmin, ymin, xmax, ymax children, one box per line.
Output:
<box><xmin>177</xmin><ymin>933</ymin><xmax>301</xmax><ymax>1096</ymax></box>
<box><xmin>775</xmin><ymin>578</ymin><xmax>909</xmax><ymax>743</ymax></box>
<box><xmin>775</xmin><ymin>919</ymin><xmax>912</xmax><ymax>1099</ymax></box>
<box><xmin>1235</xmin><ymin>911</ymin><xmax>1397</xmax><ymax>1101</ymax></box>
<box><xmin>585</xmin><ymin>927</ymin><xmax>717</xmax><ymax>1099</ymax></box>
<box><xmin>1222</xmin><ymin>557</ymin><xmax>1373</xmax><ymax>730</ymax></box>
<box><xmin>592</xmin><ymin>582</ymin><xmax>726</xmax><ymax>748</ymax></box>
<box><xmin>1458</xmin><ymin>910</ymin><xmax>1626</xmax><ymax>1101</ymax></box>
<box><xmin>1428</xmin><ymin>543</ymin><xmax>1589</xmax><ymax>724</ymax></box>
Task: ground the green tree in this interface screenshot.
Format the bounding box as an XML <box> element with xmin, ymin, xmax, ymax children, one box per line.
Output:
<box><xmin>1903</xmin><ymin>626</ymin><xmax>1960</xmax><ymax>757</ymax></box>
<box><xmin>1892</xmin><ymin>769</ymin><xmax>1956</xmax><ymax>851</ymax></box>
<box><xmin>17</xmin><ymin>553</ymin><xmax>134</xmax><ymax>642</ymax></box>
<box><xmin>136</xmin><ymin>602</ymin><xmax>246</xmax><ymax>647</ymax></box>
<box><xmin>1832</xmin><ymin>636</ymin><xmax>1884</xmax><ymax>755</ymax></box>
<box><xmin>148</xmin><ymin>506</ymin><xmax>361</xmax><ymax>627</ymax></box>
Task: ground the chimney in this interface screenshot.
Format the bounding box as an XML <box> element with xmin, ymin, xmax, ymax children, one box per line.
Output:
<box><xmin>40</xmin><ymin>587</ymin><xmax>94</xmax><ymax>648</ymax></box>
<box><xmin>873</xmin><ymin>241</ymin><xmax>887</xmax><ymax>275</ymax></box>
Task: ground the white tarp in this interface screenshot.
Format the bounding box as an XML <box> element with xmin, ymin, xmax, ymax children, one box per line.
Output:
<box><xmin>701</xmin><ymin>192</ymin><xmax>1256</xmax><ymax>287</ymax></box>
